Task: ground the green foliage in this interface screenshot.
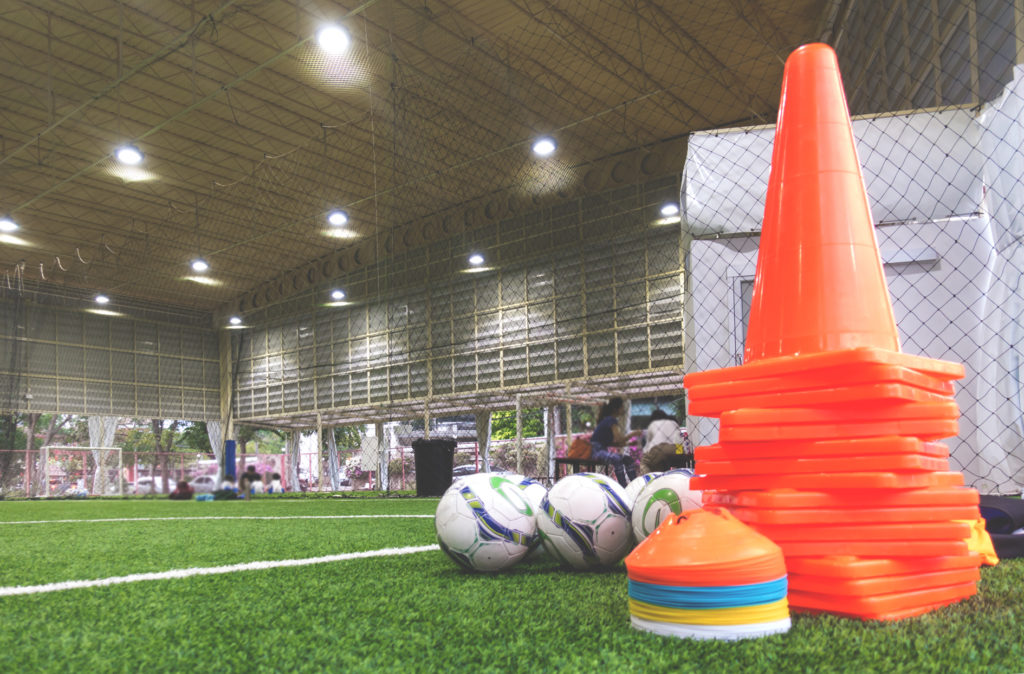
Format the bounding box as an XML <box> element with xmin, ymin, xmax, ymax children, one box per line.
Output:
<box><xmin>490</xmin><ymin>408</ymin><xmax>544</xmax><ymax>440</ymax></box>
<box><xmin>0</xmin><ymin>415</ymin><xmax>27</xmax><ymax>452</ymax></box>
<box><xmin>572</xmin><ymin>405</ymin><xmax>596</xmax><ymax>432</ymax></box>
<box><xmin>488</xmin><ymin>441</ymin><xmax>543</xmax><ymax>474</ymax></box>
<box><xmin>332</xmin><ymin>425</ymin><xmax>363</xmax><ymax>451</ymax></box>
<box><xmin>235</xmin><ymin>425</ymin><xmax>286</xmax><ymax>454</ymax></box>
<box><xmin>119</xmin><ymin>426</ymin><xmax>156</xmax><ymax>454</ymax></box>
<box><xmin>177</xmin><ymin>422</ymin><xmax>211</xmax><ymax>453</ymax></box>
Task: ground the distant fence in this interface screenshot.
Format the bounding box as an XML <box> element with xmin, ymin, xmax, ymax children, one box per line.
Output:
<box><xmin>0</xmin><ymin>433</ymin><xmax>586</xmax><ymax>497</ymax></box>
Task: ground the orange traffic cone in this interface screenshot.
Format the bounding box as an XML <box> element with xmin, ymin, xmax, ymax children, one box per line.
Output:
<box><xmin>745</xmin><ymin>43</ymin><xmax>898</xmax><ymax>362</ymax></box>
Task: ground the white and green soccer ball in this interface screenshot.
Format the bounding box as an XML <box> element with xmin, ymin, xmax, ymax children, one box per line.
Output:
<box><xmin>630</xmin><ymin>469</ymin><xmax>702</xmax><ymax>542</ymax></box>
<box><xmin>623</xmin><ymin>472</ymin><xmax>663</xmax><ymax>509</ymax></box>
<box><xmin>498</xmin><ymin>473</ymin><xmax>548</xmax><ymax>515</ymax></box>
<box><xmin>537</xmin><ymin>473</ymin><xmax>633</xmax><ymax>569</ymax></box>
<box><xmin>434</xmin><ymin>473</ymin><xmax>538</xmax><ymax>572</ymax></box>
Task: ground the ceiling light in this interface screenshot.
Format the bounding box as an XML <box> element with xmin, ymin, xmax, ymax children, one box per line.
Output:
<box><xmin>327</xmin><ymin>210</ymin><xmax>349</xmax><ymax>226</ymax></box>
<box><xmin>317</xmin><ymin>25</ymin><xmax>350</xmax><ymax>54</ymax></box>
<box><xmin>115</xmin><ymin>144</ymin><xmax>143</xmax><ymax>165</ymax></box>
<box><xmin>229</xmin><ymin>316</ymin><xmax>242</xmax><ymax>326</ymax></box>
<box><xmin>660</xmin><ymin>203</ymin><xmax>680</xmax><ymax>217</ymax></box>
<box><xmin>468</xmin><ymin>253</ymin><xmax>485</xmax><ymax>266</ymax></box>
<box><xmin>330</xmin><ymin>288</ymin><xmax>346</xmax><ymax>301</ymax></box>
<box><xmin>532</xmin><ymin>137</ymin><xmax>556</xmax><ymax>157</ymax></box>
<box><xmin>191</xmin><ymin>258</ymin><xmax>209</xmax><ymax>272</ymax></box>
<box><xmin>94</xmin><ymin>294</ymin><xmax>110</xmax><ymax>305</ymax></box>
<box><xmin>0</xmin><ymin>217</ymin><xmax>17</xmax><ymax>233</ymax></box>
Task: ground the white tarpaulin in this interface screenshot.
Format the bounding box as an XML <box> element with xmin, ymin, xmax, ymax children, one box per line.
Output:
<box><xmin>683</xmin><ymin>108</ymin><xmax>983</xmax><ymax>236</ymax></box>
<box><xmin>87</xmin><ymin>416</ymin><xmax>118</xmax><ymax>495</ymax></box>
<box><xmin>972</xmin><ymin>64</ymin><xmax>1024</xmax><ymax>492</ymax></box>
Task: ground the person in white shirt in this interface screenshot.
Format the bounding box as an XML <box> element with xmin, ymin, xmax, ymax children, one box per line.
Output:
<box><xmin>639</xmin><ymin>409</ymin><xmax>694</xmax><ymax>473</ymax></box>
<box><xmin>266</xmin><ymin>472</ymin><xmax>285</xmax><ymax>493</ymax></box>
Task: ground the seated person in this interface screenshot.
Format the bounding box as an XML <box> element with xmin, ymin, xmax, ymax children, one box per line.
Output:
<box><xmin>169</xmin><ymin>480</ymin><xmax>194</xmax><ymax>500</ymax></box>
<box><xmin>590</xmin><ymin>397</ymin><xmax>642</xmax><ymax>486</ymax></box>
<box><xmin>639</xmin><ymin>409</ymin><xmax>693</xmax><ymax>474</ymax></box>
<box><xmin>266</xmin><ymin>473</ymin><xmax>285</xmax><ymax>493</ymax></box>
<box><xmin>214</xmin><ymin>474</ymin><xmax>239</xmax><ymax>500</ymax></box>
<box><xmin>240</xmin><ymin>465</ymin><xmax>263</xmax><ymax>497</ymax></box>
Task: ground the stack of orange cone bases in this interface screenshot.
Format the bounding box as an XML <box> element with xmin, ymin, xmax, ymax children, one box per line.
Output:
<box><xmin>682</xmin><ymin>43</ymin><xmax>981</xmax><ymax>621</ymax></box>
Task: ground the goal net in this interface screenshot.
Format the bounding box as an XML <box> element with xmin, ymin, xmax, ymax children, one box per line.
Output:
<box><xmin>38</xmin><ymin>446</ymin><xmax>123</xmax><ymax>497</ymax></box>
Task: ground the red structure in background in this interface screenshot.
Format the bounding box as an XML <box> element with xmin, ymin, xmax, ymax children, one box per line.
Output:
<box><xmin>683</xmin><ymin>43</ymin><xmax>981</xmax><ymax>620</ymax></box>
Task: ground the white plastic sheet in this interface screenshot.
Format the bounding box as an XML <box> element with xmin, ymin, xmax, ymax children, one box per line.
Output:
<box><xmin>683</xmin><ymin>108</ymin><xmax>982</xmax><ymax>236</ymax></box>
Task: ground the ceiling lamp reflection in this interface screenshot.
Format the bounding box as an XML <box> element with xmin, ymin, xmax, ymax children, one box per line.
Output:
<box><xmin>183</xmin><ymin>275</ymin><xmax>222</xmax><ymax>286</ymax></box>
<box><xmin>106</xmin><ymin>164</ymin><xmax>157</xmax><ymax>182</ymax></box>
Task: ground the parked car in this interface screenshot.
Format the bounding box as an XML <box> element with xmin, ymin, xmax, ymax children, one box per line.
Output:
<box><xmin>451</xmin><ymin>463</ymin><xmax>499</xmax><ymax>477</ymax></box>
<box><xmin>189</xmin><ymin>475</ymin><xmax>218</xmax><ymax>493</ymax></box>
<box><xmin>133</xmin><ymin>477</ymin><xmax>175</xmax><ymax>495</ymax></box>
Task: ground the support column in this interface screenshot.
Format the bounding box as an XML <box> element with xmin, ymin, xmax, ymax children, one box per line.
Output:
<box><xmin>375</xmin><ymin>421</ymin><xmax>389</xmax><ymax>491</ymax></box>
<box><xmin>316</xmin><ymin>413</ymin><xmax>325</xmax><ymax>492</ymax></box>
<box><xmin>218</xmin><ymin>330</ymin><xmax>236</xmax><ymax>479</ymax></box>
<box><xmin>515</xmin><ymin>395</ymin><xmax>524</xmax><ymax>474</ymax></box>
<box><xmin>545</xmin><ymin>406</ymin><xmax>556</xmax><ymax>480</ymax></box>
<box><xmin>474</xmin><ymin>410</ymin><xmax>492</xmax><ymax>472</ymax></box>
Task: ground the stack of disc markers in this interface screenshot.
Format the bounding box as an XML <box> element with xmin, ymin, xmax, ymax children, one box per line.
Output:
<box><xmin>625</xmin><ymin>508</ymin><xmax>790</xmax><ymax>640</ymax></box>
<box><xmin>682</xmin><ymin>44</ymin><xmax>982</xmax><ymax>621</ymax></box>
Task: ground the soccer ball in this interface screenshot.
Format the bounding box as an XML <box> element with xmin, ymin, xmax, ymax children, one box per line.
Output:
<box><xmin>537</xmin><ymin>473</ymin><xmax>633</xmax><ymax>569</ymax></box>
<box><xmin>499</xmin><ymin>473</ymin><xmax>548</xmax><ymax>514</ymax></box>
<box><xmin>631</xmin><ymin>469</ymin><xmax>702</xmax><ymax>542</ymax></box>
<box><xmin>435</xmin><ymin>473</ymin><xmax>538</xmax><ymax>572</ymax></box>
<box><xmin>623</xmin><ymin>472</ymin><xmax>662</xmax><ymax>508</ymax></box>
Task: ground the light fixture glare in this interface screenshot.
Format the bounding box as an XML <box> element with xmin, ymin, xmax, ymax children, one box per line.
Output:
<box><xmin>330</xmin><ymin>289</ymin><xmax>346</xmax><ymax>301</ymax></box>
<box><xmin>191</xmin><ymin>258</ymin><xmax>209</xmax><ymax>272</ymax></box>
<box><xmin>115</xmin><ymin>144</ymin><xmax>143</xmax><ymax>165</ymax></box>
<box><xmin>328</xmin><ymin>210</ymin><xmax>349</xmax><ymax>226</ymax></box>
<box><xmin>317</xmin><ymin>25</ymin><xmax>350</xmax><ymax>54</ymax></box>
<box><xmin>660</xmin><ymin>202</ymin><xmax>680</xmax><ymax>217</ymax></box>
<box><xmin>468</xmin><ymin>253</ymin><xmax>485</xmax><ymax>266</ymax></box>
<box><xmin>94</xmin><ymin>294</ymin><xmax>110</xmax><ymax>305</ymax></box>
<box><xmin>229</xmin><ymin>316</ymin><xmax>242</xmax><ymax>325</ymax></box>
<box><xmin>532</xmin><ymin>137</ymin><xmax>556</xmax><ymax>157</ymax></box>
<box><xmin>0</xmin><ymin>218</ymin><xmax>17</xmax><ymax>233</ymax></box>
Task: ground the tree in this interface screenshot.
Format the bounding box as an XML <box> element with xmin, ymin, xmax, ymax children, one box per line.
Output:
<box><xmin>28</xmin><ymin>414</ymin><xmax>72</xmax><ymax>494</ymax></box>
<box><xmin>490</xmin><ymin>408</ymin><xmax>544</xmax><ymax>440</ymax></box>
<box><xmin>151</xmin><ymin>419</ymin><xmax>180</xmax><ymax>494</ymax></box>
<box><xmin>178</xmin><ymin>422</ymin><xmax>211</xmax><ymax>453</ymax></box>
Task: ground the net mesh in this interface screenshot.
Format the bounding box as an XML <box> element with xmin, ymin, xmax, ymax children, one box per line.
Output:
<box><xmin>1</xmin><ymin>1</ymin><xmax>1023</xmax><ymax>494</ymax></box>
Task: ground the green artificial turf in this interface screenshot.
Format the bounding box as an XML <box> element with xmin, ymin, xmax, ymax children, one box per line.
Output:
<box><xmin>0</xmin><ymin>499</ymin><xmax>1022</xmax><ymax>673</ymax></box>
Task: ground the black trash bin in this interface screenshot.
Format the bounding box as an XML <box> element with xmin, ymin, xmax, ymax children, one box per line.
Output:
<box><xmin>412</xmin><ymin>438</ymin><xmax>457</xmax><ymax>497</ymax></box>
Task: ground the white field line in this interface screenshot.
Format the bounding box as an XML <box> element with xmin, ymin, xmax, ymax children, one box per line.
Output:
<box><xmin>0</xmin><ymin>515</ymin><xmax>433</xmax><ymax>525</ymax></box>
<box><xmin>0</xmin><ymin>544</ymin><xmax>441</xmax><ymax>598</ymax></box>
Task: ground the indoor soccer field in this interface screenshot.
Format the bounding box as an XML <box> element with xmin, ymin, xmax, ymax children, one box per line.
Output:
<box><xmin>1</xmin><ymin>497</ymin><xmax>1022</xmax><ymax>673</ymax></box>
